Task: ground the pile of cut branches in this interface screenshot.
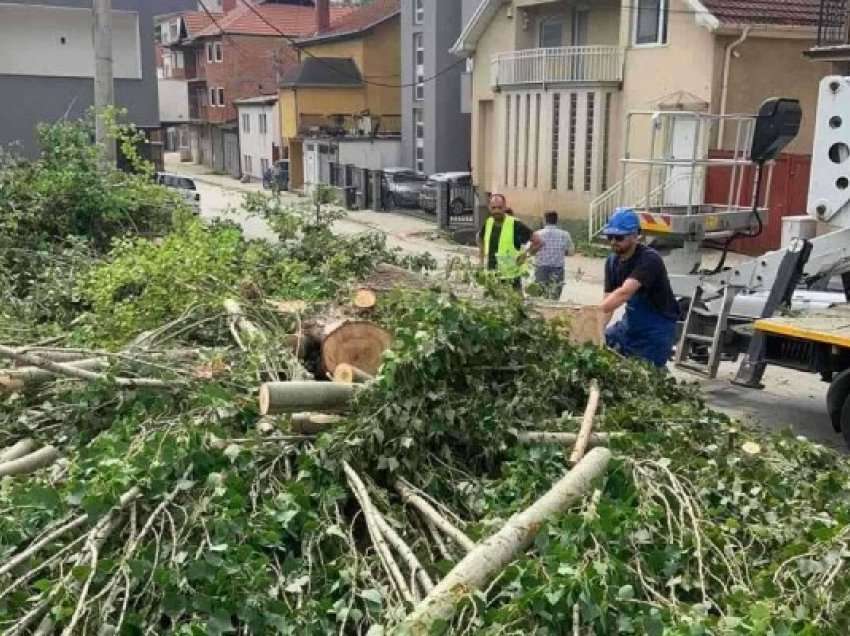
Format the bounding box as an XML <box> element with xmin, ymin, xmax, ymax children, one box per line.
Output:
<box><xmin>1</xmin><ymin>120</ymin><xmax>849</xmax><ymax>635</ymax></box>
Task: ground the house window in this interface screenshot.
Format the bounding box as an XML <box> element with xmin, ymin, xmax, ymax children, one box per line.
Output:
<box><xmin>539</xmin><ymin>19</ymin><xmax>564</xmax><ymax>48</ymax></box>
<box><xmin>602</xmin><ymin>92</ymin><xmax>612</xmax><ymax>191</ymax></box>
<box><xmin>584</xmin><ymin>92</ymin><xmax>596</xmax><ymax>192</ymax></box>
<box><xmin>259</xmin><ymin>113</ymin><xmax>268</xmax><ymax>134</ymax></box>
<box><xmin>206</xmin><ymin>42</ymin><xmax>213</xmax><ymax>63</ymax></box>
<box><xmin>523</xmin><ymin>94</ymin><xmax>530</xmax><ymax>188</ymax></box>
<box><xmin>242</xmin><ymin>113</ymin><xmax>250</xmax><ymax>133</ymax></box>
<box><xmin>244</xmin><ymin>154</ymin><xmax>252</xmax><ymax>174</ymax></box>
<box><xmin>214</xmin><ymin>41</ymin><xmax>223</xmax><ymax>62</ymax></box>
<box><xmin>513</xmin><ymin>94</ymin><xmax>520</xmax><ymax>187</ymax></box>
<box><xmin>534</xmin><ymin>93</ymin><xmax>541</xmax><ymax>188</ymax></box>
<box><xmin>550</xmin><ymin>94</ymin><xmax>560</xmax><ymax>190</ymax></box>
<box><xmin>217</xmin><ymin>87</ymin><xmax>225</xmax><ymax>107</ymax></box>
<box><xmin>567</xmin><ymin>93</ymin><xmax>577</xmax><ymax>191</ymax></box>
<box><xmin>175</xmin><ymin>51</ymin><xmax>184</xmax><ymax>69</ymax></box>
<box><xmin>414</xmin><ymin>108</ymin><xmax>425</xmax><ymax>173</ymax></box>
<box><xmin>414</xmin><ymin>0</ymin><xmax>424</xmax><ymax>24</ymax></box>
<box><xmin>261</xmin><ymin>158</ymin><xmax>270</xmax><ymax>175</ymax></box>
<box><xmin>504</xmin><ymin>96</ymin><xmax>512</xmax><ymax>186</ymax></box>
<box><xmin>413</xmin><ymin>32</ymin><xmax>425</xmax><ymax>101</ymax></box>
<box><xmin>209</xmin><ymin>87</ymin><xmax>216</xmax><ymax>107</ymax></box>
<box><xmin>169</xmin><ymin>19</ymin><xmax>179</xmax><ymax>42</ymax></box>
<box><xmin>634</xmin><ymin>0</ymin><xmax>668</xmax><ymax>46</ymax></box>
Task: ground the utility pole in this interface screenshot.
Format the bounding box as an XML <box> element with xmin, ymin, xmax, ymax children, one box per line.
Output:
<box><xmin>93</xmin><ymin>0</ymin><xmax>115</xmax><ymax>165</ymax></box>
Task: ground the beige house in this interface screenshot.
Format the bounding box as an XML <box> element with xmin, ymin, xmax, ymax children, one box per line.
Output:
<box><xmin>452</xmin><ymin>0</ymin><xmax>831</xmax><ymax>230</ymax></box>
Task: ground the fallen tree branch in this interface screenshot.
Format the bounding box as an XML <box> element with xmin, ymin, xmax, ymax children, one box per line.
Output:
<box><xmin>0</xmin><ymin>346</ymin><xmax>172</xmax><ymax>390</ymax></box>
<box><xmin>394</xmin><ymin>481</ymin><xmax>475</xmax><ymax>554</ymax></box>
<box><xmin>0</xmin><ymin>439</ymin><xmax>37</xmax><ymax>463</ymax></box>
<box><xmin>569</xmin><ymin>380</ymin><xmax>601</xmax><ymax>464</ymax></box>
<box><xmin>0</xmin><ymin>358</ymin><xmax>108</xmax><ymax>390</ymax></box>
<box><xmin>516</xmin><ymin>431</ymin><xmax>615</xmax><ymax>446</ymax></box>
<box><xmin>0</xmin><ymin>446</ymin><xmax>59</xmax><ymax>478</ymax></box>
<box><xmin>343</xmin><ymin>461</ymin><xmax>414</xmax><ymax>605</ymax></box>
<box><xmin>373</xmin><ymin>510</ymin><xmax>435</xmax><ymax>595</ymax></box>
<box><xmin>259</xmin><ymin>382</ymin><xmax>356</xmax><ymax>415</ymax></box>
<box><xmin>333</xmin><ymin>363</ymin><xmax>375</xmax><ymax>384</ymax></box>
<box><xmin>396</xmin><ymin>447</ymin><xmax>613</xmax><ymax>634</ymax></box>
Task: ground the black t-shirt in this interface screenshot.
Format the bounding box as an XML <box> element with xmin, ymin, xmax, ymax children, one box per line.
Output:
<box><xmin>479</xmin><ymin>219</ymin><xmax>533</xmax><ymax>270</ymax></box>
<box><xmin>604</xmin><ymin>244</ymin><xmax>680</xmax><ymax>321</ymax></box>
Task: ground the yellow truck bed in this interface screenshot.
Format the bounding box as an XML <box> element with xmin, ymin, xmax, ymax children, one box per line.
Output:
<box><xmin>754</xmin><ymin>304</ymin><xmax>850</xmax><ymax>349</ymax></box>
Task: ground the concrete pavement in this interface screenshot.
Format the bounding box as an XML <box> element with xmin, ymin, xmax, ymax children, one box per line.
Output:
<box><xmin>165</xmin><ymin>157</ymin><xmax>842</xmax><ymax>450</ymax></box>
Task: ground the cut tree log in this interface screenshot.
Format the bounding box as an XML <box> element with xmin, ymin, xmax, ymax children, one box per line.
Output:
<box><xmin>259</xmin><ymin>382</ymin><xmax>356</xmax><ymax>415</ymax></box>
<box><xmin>0</xmin><ymin>358</ymin><xmax>108</xmax><ymax>391</ymax></box>
<box><xmin>394</xmin><ymin>481</ymin><xmax>475</xmax><ymax>554</ymax></box>
<box><xmin>396</xmin><ymin>447</ymin><xmax>612</xmax><ymax>634</ymax></box>
<box><xmin>353</xmin><ymin>288</ymin><xmax>377</xmax><ymax>311</ymax></box>
<box><xmin>333</xmin><ymin>363</ymin><xmax>374</xmax><ymax>384</ymax></box>
<box><xmin>0</xmin><ymin>346</ymin><xmax>172</xmax><ymax>390</ymax></box>
<box><xmin>320</xmin><ymin>320</ymin><xmax>392</xmax><ymax>376</ymax></box>
<box><xmin>290</xmin><ymin>412</ymin><xmax>342</xmax><ymax>435</ymax></box>
<box><xmin>516</xmin><ymin>431</ymin><xmax>614</xmax><ymax>446</ymax></box>
<box><xmin>569</xmin><ymin>380</ymin><xmax>601</xmax><ymax>464</ymax></box>
<box><xmin>0</xmin><ymin>446</ymin><xmax>60</xmax><ymax>478</ymax></box>
<box><xmin>0</xmin><ymin>439</ymin><xmax>37</xmax><ymax>463</ymax></box>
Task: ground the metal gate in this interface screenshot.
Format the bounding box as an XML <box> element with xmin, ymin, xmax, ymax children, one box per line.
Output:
<box><xmin>223</xmin><ymin>129</ymin><xmax>241</xmax><ymax>179</ymax></box>
<box><xmin>444</xmin><ymin>181</ymin><xmax>477</xmax><ymax>229</ymax></box>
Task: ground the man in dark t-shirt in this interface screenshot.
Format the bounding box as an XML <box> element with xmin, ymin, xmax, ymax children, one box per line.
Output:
<box><xmin>599</xmin><ymin>209</ymin><xmax>679</xmax><ymax>368</ymax></box>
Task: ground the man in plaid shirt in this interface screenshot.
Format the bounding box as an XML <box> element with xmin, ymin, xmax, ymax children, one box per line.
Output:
<box><xmin>533</xmin><ymin>211</ymin><xmax>575</xmax><ymax>300</ymax></box>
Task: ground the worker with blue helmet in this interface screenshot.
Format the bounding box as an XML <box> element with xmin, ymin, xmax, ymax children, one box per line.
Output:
<box><xmin>599</xmin><ymin>208</ymin><xmax>680</xmax><ymax>368</ymax></box>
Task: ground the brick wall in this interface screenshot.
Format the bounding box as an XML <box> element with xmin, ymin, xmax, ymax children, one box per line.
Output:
<box><xmin>199</xmin><ymin>34</ymin><xmax>300</xmax><ymax>124</ymax></box>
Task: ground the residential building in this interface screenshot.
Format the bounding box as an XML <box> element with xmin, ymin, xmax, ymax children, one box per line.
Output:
<box><xmin>401</xmin><ymin>0</ymin><xmax>473</xmax><ymax>175</ymax></box>
<box><xmin>235</xmin><ymin>95</ymin><xmax>280</xmax><ymax>180</ymax></box>
<box><xmin>157</xmin><ymin>1</ymin><xmax>354</xmax><ymax>177</ymax></box>
<box><xmin>453</xmin><ymin>0</ymin><xmax>831</xmax><ymax>229</ymax></box>
<box><xmin>278</xmin><ymin>0</ymin><xmax>401</xmax><ymax>190</ymax></box>
<box><xmin>0</xmin><ymin>0</ymin><xmax>194</xmax><ymax>157</ymax></box>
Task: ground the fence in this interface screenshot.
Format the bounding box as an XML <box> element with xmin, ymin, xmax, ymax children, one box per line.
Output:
<box><xmin>491</xmin><ymin>46</ymin><xmax>624</xmax><ymax>89</ymax></box>
<box><xmin>816</xmin><ymin>0</ymin><xmax>850</xmax><ymax>46</ymax></box>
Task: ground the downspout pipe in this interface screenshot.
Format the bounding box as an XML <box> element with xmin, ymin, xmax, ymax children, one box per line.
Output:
<box><xmin>717</xmin><ymin>26</ymin><xmax>751</xmax><ymax>148</ymax></box>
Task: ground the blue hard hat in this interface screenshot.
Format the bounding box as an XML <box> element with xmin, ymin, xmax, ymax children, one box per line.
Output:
<box><xmin>602</xmin><ymin>208</ymin><xmax>640</xmax><ymax>237</ymax></box>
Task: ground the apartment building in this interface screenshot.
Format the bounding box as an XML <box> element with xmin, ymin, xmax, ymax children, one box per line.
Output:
<box><xmin>400</xmin><ymin>0</ymin><xmax>475</xmax><ymax>175</ymax></box>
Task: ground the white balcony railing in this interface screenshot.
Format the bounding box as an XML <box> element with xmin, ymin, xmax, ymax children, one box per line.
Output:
<box><xmin>491</xmin><ymin>46</ymin><xmax>624</xmax><ymax>88</ymax></box>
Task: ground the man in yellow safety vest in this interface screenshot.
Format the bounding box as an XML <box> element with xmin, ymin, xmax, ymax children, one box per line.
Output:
<box><xmin>478</xmin><ymin>194</ymin><xmax>541</xmax><ymax>289</ymax></box>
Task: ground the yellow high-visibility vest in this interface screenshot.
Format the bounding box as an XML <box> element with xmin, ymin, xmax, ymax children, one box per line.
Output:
<box><xmin>483</xmin><ymin>216</ymin><xmax>523</xmax><ymax>279</ymax></box>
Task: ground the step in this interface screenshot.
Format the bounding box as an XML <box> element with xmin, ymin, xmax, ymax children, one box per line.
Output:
<box><xmin>675</xmin><ymin>362</ymin><xmax>713</xmax><ymax>377</ymax></box>
<box><xmin>684</xmin><ymin>334</ymin><xmax>715</xmax><ymax>344</ymax></box>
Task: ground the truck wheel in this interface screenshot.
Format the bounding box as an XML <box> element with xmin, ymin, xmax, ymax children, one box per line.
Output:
<box><xmin>840</xmin><ymin>396</ymin><xmax>850</xmax><ymax>448</ymax></box>
<box><xmin>827</xmin><ymin>368</ymin><xmax>850</xmax><ymax>432</ymax></box>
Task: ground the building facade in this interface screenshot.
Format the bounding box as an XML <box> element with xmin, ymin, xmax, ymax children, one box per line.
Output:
<box><xmin>0</xmin><ymin>0</ymin><xmax>194</xmax><ymax>156</ymax></box>
<box><xmin>454</xmin><ymin>0</ymin><xmax>831</xmax><ymax>231</ymax></box>
<box><xmin>235</xmin><ymin>95</ymin><xmax>280</xmax><ymax>181</ymax></box>
<box><xmin>401</xmin><ymin>0</ymin><xmax>473</xmax><ymax>175</ymax></box>
<box><xmin>278</xmin><ymin>0</ymin><xmax>401</xmax><ymax>190</ymax></box>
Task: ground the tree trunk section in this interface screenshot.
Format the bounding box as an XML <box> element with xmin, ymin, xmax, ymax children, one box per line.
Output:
<box><xmin>333</xmin><ymin>363</ymin><xmax>375</xmax><ymax>384</ymax></box>
<box><xmin>259</xmin><ymin>381</ymin><xmax>356</xmax><ymax>415</ymax></box>
<box><xmin>0</xmin><ymin>446</ymin><xmax>60</xmax><ymax>478</ymax></box>
<box><xmin>396</xmin><ymin>447</ymin><xmax>612</xmax><ymax>634</ymax></box>
<box><xmin>290</xmin><ymin>412</ymin><xmax>342</xmax><ymax>434</ymax></box>
<box><xmin>320</xmin><ymin>320</ymin><xmax>392</xmax><ymax>376</ymax></box>
<box><xmin>516</xmin><ymin>431</ymin><xmax>613</xmax><ymax>446</ymax></box>
<box><xmin>0</xmin><ymin>358</ymin><xmax>108</xmax><ymax>390</ymax></box>
<box><xmin>0</xmin><ymin>439</ymin><xmax>37</xmax><ymax>463</ymax></box>
<box><xmin>569</xmin><ymin>380</ymin><xmax>601</xmax><ymax>464</ymax></box>
<box><xmin>353</xmin><ymin>288</ymin><xmax>377</xmax><ymax>311</ymax></box>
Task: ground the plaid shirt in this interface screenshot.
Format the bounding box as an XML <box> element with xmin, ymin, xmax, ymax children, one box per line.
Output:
<box><xmin>535</xmin><ymin>226</ymin><xmax>574</xmax><ymax>267</ymax></box>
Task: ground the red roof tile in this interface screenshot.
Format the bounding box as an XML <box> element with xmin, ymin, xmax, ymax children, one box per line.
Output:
<box><xmin>182</xmin><ymin>11</ymin><xmax>222</xmax><ymax>38</ymax></box>
<box><xmin>701</xmin><ymin>0</ymin><xmax>821</xmax><ymax>28</ymax></box>
<box><xmin>302</xmin><ymin>0</ymin><xmax>400</xmax><ymax>41</ymax></box>
<box><xmin>194</xmin><ymin>2</ymin><xmax>355</xmax><ymax>38</ymax></box>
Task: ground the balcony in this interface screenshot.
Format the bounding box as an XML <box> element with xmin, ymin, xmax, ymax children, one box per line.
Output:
<box><xmin>491</xmin><ymin>46</ymin><xmax>624</xmax><ymax>89</ymax></box>
<box><xmin>297</xmin><ymin>114</ymin><xmax>401</xmax><ymax>138</ymax></box>
<box><xmin>808</xmin><ymin>0</ymin><xmax>850</xmax><ymax>59</ymax></box>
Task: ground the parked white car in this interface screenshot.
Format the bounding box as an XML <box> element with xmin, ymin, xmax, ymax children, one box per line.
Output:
<box><xmin>155</xmin><ymin>172</ymin><xmax>200</xmax><ymax>214</ymax></box>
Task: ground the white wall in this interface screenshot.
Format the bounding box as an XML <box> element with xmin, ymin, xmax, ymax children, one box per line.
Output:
<box><xmin>159</xmin><ymin>79</ymin><xmax>189</xmax><ymax>123</ymax></box>
<box><xmin>337</xmin><ymin>139</ymin><xmax>402</xmax><ymax>170</ymax></box>
<box><xmin>0</xmin><ymin>3</ymin><xmax>141</xmax><ymax>79</ymax></box>
<box><xmin>236</xmin><ymin>102</ymin><xmax>280</xmax><ymax>181</ymax></box>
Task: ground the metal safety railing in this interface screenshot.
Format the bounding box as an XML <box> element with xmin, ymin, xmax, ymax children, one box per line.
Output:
<box><xmin>491</xmin><ymin>45</ymin><xmax>624</xmax><ymax>88</ymax></box>
<box><xmin>816</xmin><ymin>0</ymin><xmax>850</xmax><ymax>47</ymax></box>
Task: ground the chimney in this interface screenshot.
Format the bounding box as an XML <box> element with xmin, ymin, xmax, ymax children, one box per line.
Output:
<box><xmin>221</xmin><ymin>0</ymin><xmax>236</xmax><ymax>13</ymax></box>
<box><xmin>315</xmin><ymin>0</ymin><xmax>330</xmax><ymax>34</ymax></box>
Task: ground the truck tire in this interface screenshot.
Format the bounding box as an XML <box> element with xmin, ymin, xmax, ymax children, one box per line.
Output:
<box><xmin>840</xmin><ymin>395</ymin><xmax>850</xmax><ymax>448</ymax></box>
<box><xmin>827</xmin><ymin>368</ymin><xmax>850</xmax><ymax>432</ymax></box>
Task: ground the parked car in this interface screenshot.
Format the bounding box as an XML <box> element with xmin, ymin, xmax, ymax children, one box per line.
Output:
<box><xmin>155</xmin><ymin>172</ymin><xmax>200</xmax><ymax>214</ymax></box>
<box><xmin>381</xmin><ymin>168</ymin><xmax>427</xmax><ymax>209</ymax></box>
<box><xmin>263</xmin><ymin>161</ymin><xmax>290</xmax><ymax>191</ymax></box>
<box><xmin>418</xmin><ymin>172</ymin><xmax>474</xmax><ymax>216</ymax></box>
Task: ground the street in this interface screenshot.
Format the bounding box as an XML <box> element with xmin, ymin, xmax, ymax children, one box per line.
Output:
<box><xmin>170</xmin><ymin>159</ymin><xmax>843</xmax><ymax>450</ymax></box>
